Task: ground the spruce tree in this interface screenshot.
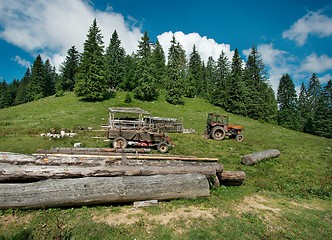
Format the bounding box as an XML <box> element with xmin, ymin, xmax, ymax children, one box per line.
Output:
<box><xmin>227</xmin><ymin>49</ymin><xmax>247</xmax><ymax>115</ymax></box>
<box><xmin>74</xmin><ymin>19</ymin><xmax>108</xmax><ymax>101</ymax></box>
<box><xmin>166</xmin><ymin>36</ymin><xmax>186</xmax><ymax>105</ymax></box>
<box><xmin>119</xmin><ymin>54</ymin><xmax>138</xmax><ymax>91</ymax></box>
<box><xmin>44</xmin><ymin>59</ymin><xmax>57</xmax><ymax>96</ymax></box>
<box><xmin>186</xmin><ymin>45</ymin><xmax>203</xmax><ymax>98</ymax></box>
<box><xmin>313</xmin><ymin>80</ymin><xmax>332</xmax><ymax>138</ymax></box>
<box><xmin>304</xmin><ymin>73</ymin><xmax>322</xmax><ymax>133</ymax></box>
<box><xmin>277</xmin><ymin>74</ymin><xmax>301</xmax><ymax>130</ymax></box>
<box><xmin>244</xmin><ymin>45</ymin><xmax>277</xmax><ymax>122</ymax></box>
<box><xmin>105</xmin><ymin>30</ymin><xmax>126</xmax><ymax>90</ymax></box>
<box><xmin>210</xmin><ymin>51</ymin><xmax>230</xmax><ymax>107</ymax></box>
<box><xmin>151</xmin><ymin>40</ymin><xmax>166</xmax><ymax>88</ymax></box>
<box><xmin>0</xmin><ymin>80</ymin><xmax>11</xmax><ymax>109</ymax></box>
<box><xmin>58</xmin><ymin>46</ymin><xmax>80</xmax><ymax>92</ymax></box>
<box><xmin>298</xmin><ymin>82</ymin><xmax>310</xmax><ymax>131</ymax></box>
<box><xmin>15</xmin><ymin>69</ymin><xmax>31</xmax><ymax>105</ymax></box>
<box><xmin>28</xmin><ymin>55</ymin><xmax>45</xmax><ymax>101</ymax></box>
<box><xmin>133</xmin><ymin>31</ymin><xmax>159</xmax><ymax>101</ymax></box>
<box><xmin>205</xmin><ymin>56</ymin><xmax>217</xmax><ymax>103</ymax></box>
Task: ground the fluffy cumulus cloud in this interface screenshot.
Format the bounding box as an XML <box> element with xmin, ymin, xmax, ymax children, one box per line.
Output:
<box><xmin>282</xmin><ymin>11</ymin><xmax>332</xmax><ymax>46</ymax></box>
<box><xmin>300</xmin><ymin>53</ymin><xmax>332</xmax><ymax>74</ymax></box>
<box><xmin>0</xmin><ymin>0</ymin><xmax>142</xmax><ymax>70</ymax></box>
<box><xmin>157</xmin><ymin>31</ymin><xmax>234</xmax><ymax>63</ymax></box>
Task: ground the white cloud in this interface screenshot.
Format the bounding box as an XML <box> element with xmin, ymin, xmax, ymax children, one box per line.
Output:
<box><xmin>300</xmin><ymin>53</ymin><xmax>332</xmax><ymax>73</ymax></box>
<box><xmin>282</xmin><ymin>11</ymin><xmax>332</xmax><ymax>46</ymax></box>
<box><xmin>0</xmin><ymin>0</ymin><xmax>142</xmax><ymax>70</ymax></box>
<box><xmin>157</xmin><ymin>31</ymin><xmax>234</xmax><ymax>63</ymax></box>
<box><xmin>13</xmin><ymin>56</ymin><xmax>31</xmax><ymax>68</ymax></box>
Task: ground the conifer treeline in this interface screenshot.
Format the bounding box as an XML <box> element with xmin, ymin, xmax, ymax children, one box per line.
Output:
<box><xmin>1</xmin><ymin>19</ymin><xmax>331</xmax><ymax>138</ymax></box>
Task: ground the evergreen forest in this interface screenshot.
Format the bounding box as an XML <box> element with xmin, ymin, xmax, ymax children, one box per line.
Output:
<box><xmin>1</xmin><ymin>19</ymin><xmax>331</xmax><ymax>138</ymax></box>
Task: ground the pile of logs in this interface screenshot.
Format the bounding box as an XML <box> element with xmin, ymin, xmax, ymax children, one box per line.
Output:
<box><xmin>0</xmin><ymin>149</ymin><xmax>245</xmax><ymax>209</ymax></box>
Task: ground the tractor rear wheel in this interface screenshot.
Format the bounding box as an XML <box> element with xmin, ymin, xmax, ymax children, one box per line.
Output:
<box><xmin>211</xmin><ymin>126</ymin><xmax>226</xmax><ymax>140</ymax></box>
<box><xmin>113</xmin><ymin>136</ymin><xmax>128</xmax><ymax>148</ymax></box>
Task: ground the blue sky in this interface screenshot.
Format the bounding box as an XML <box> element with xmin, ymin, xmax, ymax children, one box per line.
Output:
<box><xmin>0</xmin><ymin>0</ymin><xmax>331</xmax><ymax>93</ymax></box>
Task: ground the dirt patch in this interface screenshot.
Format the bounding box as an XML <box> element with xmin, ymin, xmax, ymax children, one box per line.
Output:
<box><xmin>237</xmin><ymin>194</ymin><xmax>281</xmax><ymax>214</ymax></box>
<box><xmin>289</xmin><ymin>201</ymin><xmax>323</xmax><ymax>210</ymax></box>
<box><xmin>0</xmin><ymin>214</ymin><xmax>32</xmax><ymax>228</ymax></box>
<box><xmin>93</xmin><ymin>205</ymin><xmax>217</xmax><ymax>228</ymax></box>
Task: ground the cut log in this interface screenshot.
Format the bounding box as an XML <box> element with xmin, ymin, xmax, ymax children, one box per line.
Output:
<box><xmin>220</xmin><ymin>171</ymin><xmax>246</xmax><ymax>186</ymax></box>
<box><xmin>37</xmin><ymin>147</ymin><xmax>151</xmax><ymax>154</ymax></box>
<box><xmin>0</xmin><ymin>174</ymin><xmax>210</xmax><ymax>209</ymax></box>
<box><xmin>0</xmin><ymin>152</ymin><xmax>219</xmax><ymax>166</ymax></box>
<box><xmin>241</xmin><ymin>149</ymin><xmax>280</xmax><ymax>166</ymax></box>
<box><xmin>0</xmin><ymin>162</ymin><xmax>223</xmax><ymax>182</ymax></box>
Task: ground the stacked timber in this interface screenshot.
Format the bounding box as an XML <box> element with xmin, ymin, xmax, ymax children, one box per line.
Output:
<box><xmin>0</xmin><ymin>150</ymin><xmax>221</xmax><ymax>209</ymax></box>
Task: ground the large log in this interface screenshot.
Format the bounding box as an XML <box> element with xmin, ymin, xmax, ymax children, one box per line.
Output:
<box><xmin>241</xmin><ymin>149</ymin><xmax>280</xmax><ymax>166</ymax></box>
<box><xmin>220</xmin><ymin>171</ymin><xmax>246</xmax><ymax>186</ymax></box>
<box><xmin>37</xmin><ymin>147</ymin><xmax>151</xmax><ymax>154</ymax></box>
<box><xmin>0</xmin><ymin>174</ymin><xmax>210</xmax><ymax>209</ymax></box>
<box><xmin>0</xmin><ymin>163</ymin><xmax>222</xmax><ymax>182</ymax></box>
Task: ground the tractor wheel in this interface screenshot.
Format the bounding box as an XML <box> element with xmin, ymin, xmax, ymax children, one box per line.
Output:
<box><xmin>157</xmin><ymin>142</ymin><xmax>169</xmax><ymax>153</ymax></box>
<box><xmin>113</xmin><ymin>137</ymin><xmax>128</xmax><ymax>149</ymax></box>
<box><xmin>236</xmin><ymin>134</ymin><xmax>244</xmax><ymax>142</ymax></box>
<box><xmin>211</xmin><ymin>126</ymin><xmax>226</xmax><ymax>140</ymax></box>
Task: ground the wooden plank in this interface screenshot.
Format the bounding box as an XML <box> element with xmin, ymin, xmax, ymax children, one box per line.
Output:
<box><xmin>0</xmin><ymin>174</ymin><xmax>210</xmax><ymax>209</ymax></box>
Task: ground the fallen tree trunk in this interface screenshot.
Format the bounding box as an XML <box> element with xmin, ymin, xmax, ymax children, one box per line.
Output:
<box><xmin>241</xmin><ymin>149</ymin><xmax>280</xmax><ymax>166</ymax></box>
<box><xmin>220</xmin><ymin>171</ymin><xmax>246</xmax><ymax>186</ymax></box>
<box><xmin>0</xmin><ymin>174</ymin><xmax>209</xmax><ymax>209</ymax></box>
<box><xmin>0</xmin><ymin>163</ymin><xmax>222</xmax><ymax>182</ymax></box>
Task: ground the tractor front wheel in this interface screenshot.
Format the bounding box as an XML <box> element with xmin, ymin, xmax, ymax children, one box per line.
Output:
<box><xmin>113</xmin><ymin>137</ymin><xmax>128</xmax><ymax>149</ymax></box>
<box><xmin>211</xmin><ymin>126</ymin><xmax>226</xmax><ymax>140</ymax></box>
<box><xmin>236</xmin><ymin>134</ymin><xmax>244</xmax><ymax>142</ymax></box>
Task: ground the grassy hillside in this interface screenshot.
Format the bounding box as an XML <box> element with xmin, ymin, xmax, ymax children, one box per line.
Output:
<box><xmin>0</xmin><ymin>92</ymin><xmax>331</xmax><ymax>239</ymax></box>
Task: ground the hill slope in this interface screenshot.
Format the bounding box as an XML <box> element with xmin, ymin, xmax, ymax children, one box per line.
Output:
<box><xmin>0</xmin><ymin>92</ymin><xmax>331</xmax><ymax>239</ymax></box>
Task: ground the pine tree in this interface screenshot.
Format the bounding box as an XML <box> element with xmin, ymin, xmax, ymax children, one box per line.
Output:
<box><xmin>44</xmin><ymin>59</ymin><xmax>57</xmax><ymax>96</ymax></box>
<box><xmin>28</xmin><ymin>55</ymin><xmax>45</xmax><ymax>101</ymax></box>
<box><xmin>166</xmin><ymin>36</ymin><xmax>186</xmax><ymax>105</ymax></box>
<box><xmin>226</xmin><ymin>49</ymin><xmax>247</xmax><ymax>115</ymax></box>
<box><xmin>0</xmin><ymin>80</ymin><xmax>11</xmax><ymax>109</ymax></box>
<box><xmin>105</xmin><ymin>30</ymin><xmax>126</xmax><ymax>90</ymax></box>
<box><xmin>186</xmin><ymin>45</ymin><xmax>203</xmax><ymax>98</ymax></box>
<box><xmin>119</xmin><ymin>54</ymin><xmax>138</xmax><ymax>91</ymax></box>
<box><xmin>205</xmin><ymin>56</ymin><xmax>217</xmax><ymax>103</ymax></box>
<box><xmin>304</xmin><ymin>73</ymin><xmax>322</xmax><ymax>133</ymax></box>
<box><xmin>133</xmin><ymin>31</ymin><xmax>159</xmax><ymax>101</ymax></box>
<box><xmin>74</xmin><ymin>19</ymin><xmax>108</xmax><ymax>101</ymax></box>
<box><xmin>313</xmin><ymin>80</ymin><xmax>332</xmax><ymax>138</ymax></box>
<box><xmin>244</xmin><ymin>45</ymin><xmax>277</xmax><ymax>122</ymax></box>
<box><xmin>15</xmin><ymin>69</ymin><xmax>31</xmax><ymax>105</ymax></box>
<box><xmin>298</xmin><ymin>82</ymin><xmax>310</xmax><ymax>131</ymax></box>
<box><xmin>151</xmin><ymin>40</ymin><xmax>166</xmax><ymax>88</ymax></box>
<box><xmin>58</xmin><ymin>46</ymin><xmax>80</xmax><ymax>92</ymax></box>
<box><xmin>210</xmin><ymin>51</ymin><xmax>230</xmax><ymax>107</ymax></box>
<box><xmin>277</xmin><ymin>74</ymin><xmax>301</xmax><ymax>130</ymax></box>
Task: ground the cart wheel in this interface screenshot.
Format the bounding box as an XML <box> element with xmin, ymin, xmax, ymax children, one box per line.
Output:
<box><xmin>113</xmin><ymin>137</ymin><xmax>128</xmax><ymax>148</ymax></box>
<box><xmin>157</xmin><ymin>142</ymin><xmax>169</xmax><ymax>153</ymax></box>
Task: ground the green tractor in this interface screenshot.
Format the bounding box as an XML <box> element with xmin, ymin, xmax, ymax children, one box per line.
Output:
<box><xmin>205</xmin><ymin>113</ymin><xmax>244</xmax><ymax>142</ymax></box>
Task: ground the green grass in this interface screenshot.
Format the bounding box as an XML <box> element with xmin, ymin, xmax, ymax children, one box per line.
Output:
<box><xmin>0</xmin><ymin>91</ymin><xmax>331</xmax><ymax>239</ymax></box>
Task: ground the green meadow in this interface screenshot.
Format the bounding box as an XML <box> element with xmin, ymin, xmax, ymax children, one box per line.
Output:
<box><xmin>0</xmin><ymin>92</ymin><xmax>331</xmax><ymax>240</ymax></box>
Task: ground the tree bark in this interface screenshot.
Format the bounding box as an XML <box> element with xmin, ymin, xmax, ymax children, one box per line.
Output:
<box><xmin>0</xmin><ymin>174</ymin><xmax>209</xmax><ymax>209</ymax></box>
<box><xmin>0</xmin><ymin>163</ymin><xmax>222</xmax><ymax>182</ymax></box>
<box><xmin>241</xmin><ymin>149</ymin><xmax>280</xmax><ymax>166</ymax></box>
<box><xmin>220</xmin><ymin>171</ymin><xmax>246</xmax><ymax>186</ymax></box>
